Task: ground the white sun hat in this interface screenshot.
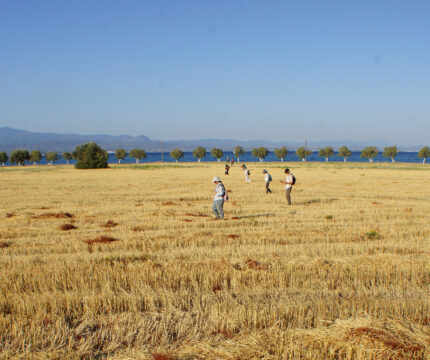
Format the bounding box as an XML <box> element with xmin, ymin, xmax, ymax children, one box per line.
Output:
<box><xmin>212</xmin><ymin>176</ymin><xmax>221</xmax><ymax>183</ymax></box>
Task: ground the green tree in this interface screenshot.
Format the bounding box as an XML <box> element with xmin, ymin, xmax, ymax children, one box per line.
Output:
<box><xmin>74</xmin><ymin>143</ymin><xmax>109</xmax><ymax>169</ymax></box>
<box><xmin>115</xmin><ymin>149</ymin><xmax>127</xmax><ymax>164</ymax></box>
<box><xmin>233</xmin><ymin>146</ymin><xmax>245</xmax><ymax>162</ymax></box>
<box><xmin>129</xmin><ymin>149</ymin><xmax>146</xmax><ymax>163</ymax></box>
<box><xmin>30</xmin><ymin>150</ymin><xmax>42</xmax><ymax>165</ymax></box>
<box><xmin>46</xmin><ymin>152</ymin><xmax>59</xmax><ymax>165</ymax></box>
<box><xmin>62</xmin><ymin>152</ymin><xmax>73</xmax><ymax>165</ymax></box>
<box><xmin>10</xmin><ymin>149</ymin><xmax>30</xmax><ymax>166</ymax></box>
<box><xmin>383</xmin><ymin>145</ymin><xmax>398</xmax><ymax>163</ymax></box>
<box><xmin>170</xmin><ymin>148</ymin><xmax>184</xmax><ymax>162</ymax></box>
<box><xmin>211</xmin><ymin>148</ymin><xmax>224</xmax><ymax>162</ymax></box>
<box><xmin>361</xmin><ymin>146</ymin><xmax>378</xmax><ymax>163</ymax></box>
<box><xmin>252</xmin><ymin>147</ymin><xmax>269</xmax><ymax>162</ymax></box>
<box><xmin>0</xmin><ymin>152</ymin><xmax>8</xmax><ymax>166</ymax></box>
<box><xmin>193</xmin><ymin>146</ymin><xmax>206</xmax><ymax>163</ymax></box>
<box><xmin>274</xmin><ymin>146</ymin><xmax>288</xmax><ymax>162</ymax></box>
<box><xmin>418</xmin><ymin>146</ymin><xmax>430</xmax><ymax>164</ymax></box>
<box><xmin>338</xmin><ymin>145</ymin><xmax>352</xmax><ymax>162</ymax></box>
<box><xmin>296</xmin><ymin>146</ymin><xmax>312</xmax><ymax>162</ymax></box>
<box><xmin>319</xmin><ymin>147</ymin><xmax>334</xmax><ymax>162</ymax></box>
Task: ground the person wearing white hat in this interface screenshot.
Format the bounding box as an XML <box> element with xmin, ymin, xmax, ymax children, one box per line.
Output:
<box><xmin>212</xmin><ymin>176</ymin><xmax>226</xmax><ymax>219</ymax></box>
<box><xmin>262</xmin><ymin>169</ymin><xmax>272</xmax><ymax>194</ymax></box>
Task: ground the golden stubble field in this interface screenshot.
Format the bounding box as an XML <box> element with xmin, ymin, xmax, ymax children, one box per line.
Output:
<box><xmin>0</xmin><ymin>162</ymin><xmax>429</xmax><ymax>360</ymax></box>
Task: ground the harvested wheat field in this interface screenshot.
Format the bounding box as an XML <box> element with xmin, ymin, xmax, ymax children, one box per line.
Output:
<box><xmin>0</xmin><ymin>162</ymin><xmax>429</xmax><ymax>360</ymax></box>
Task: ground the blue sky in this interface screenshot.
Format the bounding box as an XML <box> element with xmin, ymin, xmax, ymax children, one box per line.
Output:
<box><xmin>0</xmin><ymin>0</ymin><xmax>429</xmax><ymax>144</ymax></box>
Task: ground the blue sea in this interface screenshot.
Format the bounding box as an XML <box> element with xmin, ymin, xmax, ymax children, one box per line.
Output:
<box><xmin>2</xmin><ymin>151</ymin><xmax>426</xmax><ymax>166</ymax></box>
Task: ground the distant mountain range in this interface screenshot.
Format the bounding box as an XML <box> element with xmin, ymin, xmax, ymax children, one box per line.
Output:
<box><xmin>0</xmin><ymin>127</ymin><xmax>423</xmax><ymax>153</ymax></box>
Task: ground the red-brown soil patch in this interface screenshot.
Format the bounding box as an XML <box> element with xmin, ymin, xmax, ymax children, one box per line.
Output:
<box><xmin>0</xmin><ymin>241</ymin><xmax>11</xmax><ymax>249</ymax></box>
<box><xmin>245</xmin><ymin>259</ymin><xmax>268</xmax><ymax>270</ymax></box>
<box><xmin>153</xmin><ymin>354</ymin><xmax>174</xmax><ymax>360</ymax></box>
<box><xmin>40</xmin><ymin>207</ymin><xmax>50</xmax><ymax>210</ymax></box>
<box><xmin>6</xmin><ymin>213</ymin><xmax>15</xmax><ymax>218</ymax></box>
<box><xmin>60</xmin><ymin>224</ymin><xmax>77</xmax><ymax>231</ymax></box>
<box><xmin>349</xmin><ymin>327</ymin><xmax>423</xmax><ymax>354</ymax></box>
<box><xmin>183</xmin><ymin>219</ymin><xmax>193</xmax><ymax>222</ymax></box>
<box><xmin>84</xmin><ymin>236</ymin><xmax>118</xmax><ymax>245</ymax></box>
<box><xmin>132</xmin><ymin>227</ymin><xmax>144</xmax><ymax>232</ymax></box>
<box><xmin>231</xmin><ymin>216</ymin><xmax>240</xmax><ymax>220</ymax></box>
<box><xmin>34</xmin><ymin>212</ymin><xmax>73</xmax><ymax>219</ymax></box>
<box><xmin>161</xmin><ymin>202</ymin><xmax>175</xmax><ymax>206</ymax></box>
<box><xmin>226</xmin><ymin>234</ymin><xmax>240</xmax><ymax>239</ymax></box>
<box><xmin>212</xmin><ymin>285</ymin><xmax>222</xmax><ymax>293</ymax></box>
<box><xmin>185</xmin><ymin>213</ymin><xmax>210</xmax><ymax>218</ymax></box>
<box><xmin>102</xmin><ymin>220</ymin><xmax>117</xmax><ymax>228</ymax></box>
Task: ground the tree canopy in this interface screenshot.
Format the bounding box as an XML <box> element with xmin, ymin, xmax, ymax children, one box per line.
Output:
<box><xmin>115</xmin><ymin>149</ymin><xmax>127</xmax><ymax>163</ymax></box>
<box><xmin>62</xmin><ymin>152</ymin><xmax>73</xmax><ymax>165</ymax></box>
<box><xmin>74</xmin><ymin>143</ymin><xmax>109</xmax><ymax>169</ymax></box>
<box><xmin>170</xmin><ymin>148</ymin><xmax>184</xmax><ymax>162</ymax></box>
<box><xmin>252</xmin><ymin>147</ymin><xmax>269</xmax><ymax>162</ymax></box>
<box><xmin>296</xmin><ymin>147</ymin><xmax>312</xmax><ymax>161</ymax></box>
<box><xmin>319</xmin><ymin>147</ymin><xmax>334</xmax><ymax>162</ymax></box>
<box><xmin>383</xmin><ymin>146</ymin><xmax>398</xmax><ymax>162</ymax></box>
<box><xmin>10</xmin><ymin>149</ymin><xmax>30</xmax><ymax>165</ymax></box>
<box><xmin>0</xmin><ymin>152</ymin><xmax>8</xmax><ymax>166</ymax></box>
<box><xmin>129</xmin><ymin>149</ymin><xmax>146</xmax><ymax>163</ymax></box>
<box><xmin>46</xmin><ymin>152</ymin><xmax>59</xmax><ymax>165</ymax></box>
<box><xmin>338</xmin><ymin>146</ymin><xmax>352</xmax><ymax>162</ymax></box>
<box><xmin>30</xmin><ymin>150</ymin><xmax>42</xmax><ymax>165</ymax></box>
<box><xmin>274</xmin><ymin>146</ymin><xmax>288</xmax><ymax>161</ymax></box>
<box><xmin>361</xmin><ymin>146</ymin><xmax>378</xmax><ymax>162</ymax></box>
<box><xmin>211</xmin><ymin>148</ymin><xmax>224</xmax><ymax>162</ymax></box>
<box><xmin>193</xmin><ymin>146</ymin><xmax>206</xmax><ymax>162</ymax></box>
<box><xmin>418</xmin><ymin>146</ymin><xmax>430</xmax><ymax>163</ymax></box>
<box><xmin>233</xmin><ymin>146</ymin><xmax>245</xmax><ymax>161</ymax></box>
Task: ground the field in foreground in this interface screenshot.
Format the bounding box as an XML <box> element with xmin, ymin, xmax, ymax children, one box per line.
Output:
<box><xmin>0</xmin><ymin>162</ymin><xmax>429</xmax><ymax>360</ymax></box>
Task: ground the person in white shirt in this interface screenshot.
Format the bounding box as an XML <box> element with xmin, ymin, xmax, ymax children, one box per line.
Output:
<box><xmin>281</xmin><ymin>168</ymin><xmax>294</xmax><ymax>205</ymax></box>
<box><xmin>262</xmin><ymin>169</ymin><xmax>272</xmax><ymax>194</ymax></box>
<box><xmin>212</xmin><ymin>176</ymin><xmax>225</xmax><ymax>219</ymax></box>
<box><xmin>242</xmin><ymin>164</ymin><xmax>251</xmax><ymax>182</ymax></box>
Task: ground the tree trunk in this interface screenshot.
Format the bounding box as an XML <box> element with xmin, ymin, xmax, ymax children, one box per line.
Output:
<box><xmin>135</xmin><ymin>159</ymin><xmax>139</xmax><ymax>163</ymax></box>
<box><xmin>66</xmin><ymin>160</ymin><xmax>69</xmax><ymax>165</ymax></box>
<box><xmin>48</xmin><ymin>161</ymin><xmax>52</xmax><ymax>166</ymax></box>
<box><xmin>424</xmin><ymin>158</ymin><xmax>426</xmax><ymax>164</ymax></box>
<box><xmin>325</xmin><ymin>158</ymin><xmax>328</xmax><ymax>162</ymax></box>
<box><xmin>118</xmin><ymin>159</ymin><xmax>121</xmax><ymax>164</ymax></box>
<box><xmin>198</xmin><ymin>158</ymin><xmax>200</xmax><ymax>163</ymax></box>
<box><xmin>281</xmin><ymin>158</ymin><xmax>284</xmax><ymax>162</ymax></box>
<box><xmin>260</xmin><ymin>158</ymin><xmax>263</xmax><ymax>162</ymax></box>
<box><xmin>176</xmin><ymin>159</ymin><xmax>178</xmax><ymax>162</ymax></box>
<box><xmin>237</xmin><ymin>157</ymin><xmax>240</xmax><ymax>162</ymax></box>
<box><xmin>369</xmin><ymin>158</ymin><xmax>373</xmax><ymax>163</ymax></box>
<box><xmin>33</xmin><ymin>161</ymin><xmax>36</xmax><ymax>166</ymax></box>
<box><xmin>344</xmin><ymin>158</ymin><xmax>347</xmax><ymax>162</ymax></box>
<box><xmin>302</xmin><ymin>158</ymin><xmax>306</xmax><ymax>162</ymax></box>
<box><xmin>391</xmin><ymin>158</ymin><xmax>395</xmax><ymax>163</ymax></box>
<box><xmin>218</xmin><ymin>158</ymin><xmax>220</xmax><ymax>162</ymax></box>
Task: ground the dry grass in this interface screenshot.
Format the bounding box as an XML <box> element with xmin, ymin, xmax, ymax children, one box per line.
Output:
<box><xmin>0</xmin><ymin>162</ymin><xmax>429</xmax><ymax>359</ymax></box>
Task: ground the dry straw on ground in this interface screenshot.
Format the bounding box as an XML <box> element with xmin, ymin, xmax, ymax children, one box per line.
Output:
<box><xmin>0</xmin><ymin>162</ymin><xmax>429</xmax><ymax>359</ymax></box>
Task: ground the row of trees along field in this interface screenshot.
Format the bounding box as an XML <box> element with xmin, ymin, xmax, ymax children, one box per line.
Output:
<box><xmin>1</xmin><ymin>145</ymin><xmax>430</xmax><ymax>166</ymax></box>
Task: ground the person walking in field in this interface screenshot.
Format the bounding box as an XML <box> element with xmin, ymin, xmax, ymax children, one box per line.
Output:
<box><xmin>212</xmin><ymin>176</ymin><xmax>226</xmax><ymax>219</ymax></box>
<box><xmin>281</xmin><ymin>168</ymin><xmax>294</xmax><ymax>205</ymax></box>
<box><xmin>225</xmin><ymin>163</ymin><xmax>230</xmax><ymax>175</ymax></box>
<box><xmin>242</xmin><ymin>164</ymin><xmax>251</xmax><ymax>182</ymax></box>
<box><xmin>262</xmin><ymin>169</ymin><xmax>272</xmax><ymax>194</ymax></box>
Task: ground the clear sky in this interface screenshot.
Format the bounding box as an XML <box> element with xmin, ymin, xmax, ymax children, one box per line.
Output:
<box><xmin>0</xmin><ymin>0</ymin><xmax>429</xmax><ymax>144</ymax></box>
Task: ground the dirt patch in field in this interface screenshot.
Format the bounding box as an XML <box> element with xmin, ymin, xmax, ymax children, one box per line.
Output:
<box><xmin>183</xmin><ymin>219</ymin><xmax>193</xmax><ymax>222</ymax></box>
<box><xmin>102</xmin><ymin>220</ymin><xmax>117</xmax><ymax>228</ymax></box>
<box><xmin>245</xmin><ymin>259</ymin><xmax>268</xmax><ymax>270</ymax></box>
<box><xmin>40</xmin><ymin>206</ymin><xmax>51</xmax><ymax>210</ymax></box>
<box><xmin>0</xmin><ymin>241</ymin><xmax>11</xmax><ymax>249</ymax></box>
<box><xmin>153</xmin><ymin>354</ymin><xmax>174</xmax><ymax>360</ymax></box>
<box><xmin>231</xmin><ymin>216</ymin><xmax>240</xmax><ymax>220</ymax></box>
<box><xmin>60</xmin><ymin>224</ymin><xmax>77</xmax><ymax>231</ymax></box>
<box><xmin>212</xmin><ymin>285</ymin><xmax>223</xmax><ymax>293</ymax></box>
<box><xmin>226</xmin><ymin>234</ymin><xmax>240</xmax><ymax>239</ymax></box>
<box><xmin>132</xmin><ymin>227</ymin><xmax>144</xmax><ymax>232</ymax></box>
<box><xmin>34</xmin><ymin>212</ymin><xmax>74</xmax><ymax>219</ymax></box>
<box><xmin>161</xmin><ymin>202</ymin><xmax>175</xmax><ymax>206</ymax></box>
<box><xmin>84</xmin><ymin>236</ymin><xmax>118</xmax><ymax>245</ymax></box>
<box><xmin>6</xmin><ymin>213</ymin><xmax>15</xmax><ymax>218</ymax></box>
<box><xmin>185</xmin><ymin>213</ymin><xmax>209</xmax><ymax>218</ymax></box>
